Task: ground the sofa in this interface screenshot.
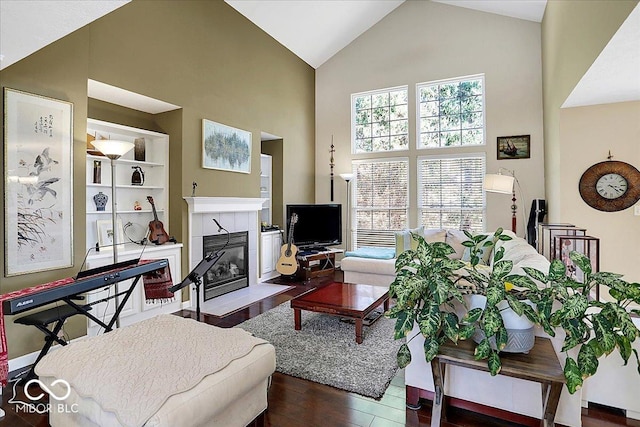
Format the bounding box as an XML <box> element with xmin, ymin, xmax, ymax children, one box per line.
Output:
<box><xmin>340</xmin><ymin>228</ymin><xmax>583</xmax><ymax>427</ymax></box>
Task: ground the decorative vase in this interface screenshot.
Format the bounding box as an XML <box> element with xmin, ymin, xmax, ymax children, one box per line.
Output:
<box><xmin>93</xmin><ymin>191</ymin><xmax>108</xmax><ymax>211</ymax></box>
<box><xmin>468</xmin><ymin>294</ymin><xmax>536</xmax><ymax>353</ymax></box>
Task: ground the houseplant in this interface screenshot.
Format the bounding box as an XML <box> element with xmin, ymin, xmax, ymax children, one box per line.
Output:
<box><xmin>386</xmin><ymin>228</ymin><xmax>640</xmax><ymax>393</ymax></box>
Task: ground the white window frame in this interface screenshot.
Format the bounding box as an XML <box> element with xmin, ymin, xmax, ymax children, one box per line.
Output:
<box><xmin>417</xmin><ymin>152</ymin><xmax>486</xmax><ymax>233</ymax></box>
<box><xmin>351</xmin><ymin>85</ymin><xmax>409</xmax><ymax>154</ymax></box>
<box><xmin>351</xmin><ymin>157</ymin><xmax>410</xmax><ymax>248</ymax></box>
<box><xmin>416</xmin><ymin>74</ymin><xmax>486</xmax><ymax>150</ymax></box>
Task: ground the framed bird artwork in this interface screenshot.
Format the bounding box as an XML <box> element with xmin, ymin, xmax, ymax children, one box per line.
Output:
<box><xmin>3</xmin><ymin>88</ymin><xmax>74</xmax><ymax>276</ymax></box>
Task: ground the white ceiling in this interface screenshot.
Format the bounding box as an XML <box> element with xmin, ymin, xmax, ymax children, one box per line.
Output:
<box><xmin>563</xmin><ymin>4</ymin><xmax>640</xmax><ymax>108</ymax></box>
<box><xmin>0</xmin><ymin>0</ymin><xmax>130</xmax><ymax>70</ymax></box>
<box><xmin>1</xmin><ymin>0</ymin><xmax>637</xmax><ymax>109</ymax></box>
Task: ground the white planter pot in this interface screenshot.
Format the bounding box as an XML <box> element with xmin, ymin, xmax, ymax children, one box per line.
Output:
<box><xmin>468</xmin><ymin>294</ymin><xmax>535</xmax><ymax>353</ymax></box>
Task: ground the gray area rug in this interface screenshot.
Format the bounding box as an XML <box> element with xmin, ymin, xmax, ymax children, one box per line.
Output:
<box><xmin>235</xmin><ymin>301</ymin><xmax>403</xmax><ymax>399</ymax></box>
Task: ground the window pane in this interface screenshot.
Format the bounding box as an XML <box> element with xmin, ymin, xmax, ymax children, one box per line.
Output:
<box><xmin>420</xmin><ymin>86</ymin><xmax>439</xmax><ymax>102</ymax></box>
<box><xmin>420</xmin><ymin>132</ymin><xmax>439</xmax><ymax>147</ymax></box>
<box><xmin>440</xmin><ymin>131</ymin><xmax>461</xmax><ymax>146</ymax></box>
<box><xmin>418</xmin><ymin>76</ymin><xmax>484</xmax><ymax>149</ymax></box>
<box><xmin>352</xmin><ymin>87</ymin><xmax>408</xmax><ymax>153</ymax></box>
<box><xmin>420</xmin><ymin>101</ymin><xmax>439</xmax><ymax>117</ymax></box>
<box><xmin>390</xmin><ymin>135</ymin><xmax>408</xmax><ymax>150</ymax></box>
<box><xmin>390</xmin><ymin>90</ymin><xmax>408</xmax><ymax>105</ymax></box>
<box><xmin>390</xmin><ymin>104</ymin><xmax>408</xmax><ymax>120</ymax></box>
<box><xmin>355</xmin><ymin>95</ymin><xmax>371</xmax><ymax>110</ymax></box>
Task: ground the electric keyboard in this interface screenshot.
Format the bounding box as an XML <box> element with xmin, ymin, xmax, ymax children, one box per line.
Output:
<box><xmin>2</xmin><ymin>258</ymin><xmax>168</xmax><ymax>315</ymax></box>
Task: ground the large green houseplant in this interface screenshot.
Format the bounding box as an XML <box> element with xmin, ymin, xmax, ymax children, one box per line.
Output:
<box><xmin>386</xmin><ymin>229</ymin><xmax>640</xmax><ymax>393</ymax></box>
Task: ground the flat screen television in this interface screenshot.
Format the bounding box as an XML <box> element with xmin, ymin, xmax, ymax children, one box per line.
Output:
<box><xmin>286</xmin><ymin>204</ymin><xmax>342</xmax><ymax>250</ymax></box>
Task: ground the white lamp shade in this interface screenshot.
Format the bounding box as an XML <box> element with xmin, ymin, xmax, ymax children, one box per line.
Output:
<box><xmin>484</xmin><ymin>173</ymin><xmax>514</xmax><ymax>194</ymax></box>
<box><xmin>92</xmin><ymin>139</ymin><xmax>135</xmax><ymax>159</ymax></box>
<box><xmin>339</xmin><ymin>173</ymin><xmax>354</xmax><ymax>182</ymax></box>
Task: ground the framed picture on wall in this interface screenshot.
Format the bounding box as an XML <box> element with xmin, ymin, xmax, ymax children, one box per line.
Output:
<box><xmin>202</xmin><ymin>119</ymin><xmax>252</xmax><ymax>173</ymax></box>
<box><xmin>3</xmin><ymin>88</ymin><xmax>74</xmax><ymax>276</ymax></box>
<box><xmin>497</xmin><ymin>135</ymin><xmax>531</xmax><ymax>160</ymax></box>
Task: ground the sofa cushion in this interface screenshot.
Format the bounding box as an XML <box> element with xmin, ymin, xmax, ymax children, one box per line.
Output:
<box><xmin>423</xmin><ymin>228</ymin><xmax>446</xmax><ymax>244</ymax></box>
<box><xmin>344</xmin><ymin>246</ymin><xmax>395</xmax><ymax>259</ymax></box>
<box><xmin>340</xmin><ymin>256</ymin><xmax>396</xmax><ymax>276</ymax></box>
<box><xmin>445</xmin><ymin>229</ymin><xmax>468</xmax><ymax>260</ymax></box>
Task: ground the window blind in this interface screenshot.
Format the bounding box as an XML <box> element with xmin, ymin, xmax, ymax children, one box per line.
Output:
<box><xmin>353</xmin><ymin>159</ymin><xmax>409</xmax><ymax>248</ymax></box>
<box><xmin>417</xmin><ymin>154</ymin><xmax>485</xmax><ymax>233</ymax></box>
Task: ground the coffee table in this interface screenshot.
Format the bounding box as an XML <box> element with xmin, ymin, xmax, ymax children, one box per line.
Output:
<box><xmin>291</xmin><ymin>281</ymin><xmax>390</xmax><ymax>344</ymax></box>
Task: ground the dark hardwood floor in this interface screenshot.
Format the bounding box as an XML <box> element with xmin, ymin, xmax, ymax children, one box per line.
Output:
<box><xmin>2</xmin><ymin>271</ymin><xmax>638</xmax><ymax>427</ymax></box>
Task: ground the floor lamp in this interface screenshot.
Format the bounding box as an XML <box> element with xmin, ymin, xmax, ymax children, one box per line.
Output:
<box><xmin>339</xmin><ymin>173</ymin><xmax>354</xmax><ymax>251</ymax></box>
<box><xmin>91</xmin><ymin>139</ymin><xmax>134</xmax><ymax>327</ymax></box>
<box><xmin>484</xmin><ymin>169</ymin><xmax>517</xmax><ymax>233</ymax></box>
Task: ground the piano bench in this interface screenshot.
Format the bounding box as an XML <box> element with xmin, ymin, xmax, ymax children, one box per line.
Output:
<box><xmin>15</xmin><ymin>304</ymin><xmax>91</xmax><ymax>328</ymax></box>
<box><xmin>15</xmin><ymin>304</ymin><xmax>92</xmax><ymax>381</ymax></box>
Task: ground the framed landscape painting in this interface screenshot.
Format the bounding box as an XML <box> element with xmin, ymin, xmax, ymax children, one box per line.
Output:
<box><xmin>202</xmin><ymin>119</ymin><xmax>251</xmax><ymax>174</ymax></box>
<box><xmin>497</xmin><ymin>135</ymin><xmax>530</xmax><ymax>160</ymax></box>
<box><xmin>4</xmin><ymin>88</ymin><xmax>74</xmax><ymax>276</ymax></box>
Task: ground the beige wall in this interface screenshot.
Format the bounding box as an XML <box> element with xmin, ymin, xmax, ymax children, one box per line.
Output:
<box><xmin>316</xmin><ymin>1</ymin><xmax>545</xmax><ymax>241</ymax></box>
<box><xmin>541</xmin><ymin>1</ymin><xmax>639</xmax><ymax>283</ymax></box>
<box><xmin>0</xmin><ymin>0</ymin><xmax>315</xmax><ymax>358</ymax></box>
<box><xmin>558</xmin><ymin>102</ymin><xmax>640</xmax><ymax>283</ymax></box>
<box><xmin>541</xmin><ymin>0</ymin><xmax>638</xmax><ymax>221</ymax></box>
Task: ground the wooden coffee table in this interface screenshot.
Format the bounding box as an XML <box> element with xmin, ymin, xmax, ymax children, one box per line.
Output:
<box><xmin>291</xmin><ymin>281</ymin><xmax>390</xmax><ymax>344</ymax></box>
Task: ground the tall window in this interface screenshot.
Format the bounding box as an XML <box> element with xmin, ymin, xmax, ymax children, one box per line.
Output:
<box><xmin>417</xmin><ymin>75</ymin><xmax>484</xmax><ymax>149</ymax></box>
<box><xmin>352</xmin><ymin>86</ymin><xmax>409</xmax><ymax>153</ymax></box>
<box><xmin>418</xmin><ymin>154</ymin><xmax>485</xmax><ymax>233</ymax></box>
<box><xmin>353</xmin><ymin>159</ymin><xmax>409</xmax><ymax>248</ymax></box>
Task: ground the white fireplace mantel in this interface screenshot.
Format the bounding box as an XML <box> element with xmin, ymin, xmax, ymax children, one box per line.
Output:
<box><xmin>183</xmin><ymin>197</ymin><xmax>267</xmax><ymax>214</ymax></box>
<box><xmin>183</xmin><ymin>196</ymin><xmax>266</xmax><ymax>310</ymax></box>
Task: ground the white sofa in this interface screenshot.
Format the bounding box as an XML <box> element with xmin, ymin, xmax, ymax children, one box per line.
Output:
<box><xmin>341</xmin><ymin>229</ymin><xmax>583</xmax><ymax>427</ymax></box>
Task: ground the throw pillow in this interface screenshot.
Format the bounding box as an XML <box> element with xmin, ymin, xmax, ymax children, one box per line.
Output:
<box><xmin>395</xmin><ymin>226</ymin><xmax>424</xmax><ymax>255</ymax></box>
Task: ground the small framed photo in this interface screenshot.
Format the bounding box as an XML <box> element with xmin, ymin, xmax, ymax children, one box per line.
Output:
<box><xmin>96</xmin><ymin>219</ymin><xmax>125</xmax><ymax>251</ymax></box>
<box><xmin>497</xmin><ymin>135</ymin><xmax>530</xmax><ymax>160</ymax></box>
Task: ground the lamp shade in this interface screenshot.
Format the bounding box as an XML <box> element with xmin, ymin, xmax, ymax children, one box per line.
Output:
<box><xmin>484</xmin><ymin>173</ymin><xmax>514</xmax><ymax>194</ymax></box>
<box><xmin>339</xmin><ymin>173</ymin><xmax>354</xmax><ymax>182</ymax></box>
<box><xmin>92</xmin><ymin>139</ymin><xmax>135</xmax><ymax>159</ymax></box>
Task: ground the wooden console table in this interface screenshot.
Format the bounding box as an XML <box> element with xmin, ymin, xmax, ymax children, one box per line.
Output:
<box><xmin>296</xmin><ymin>249</ymin><xmax>342</xmax><ymax>281</ymax></box>
<box><xmin>430</xmin><ymin>337</ymin><xmax>565</xmax><ymax>427</ymax></box>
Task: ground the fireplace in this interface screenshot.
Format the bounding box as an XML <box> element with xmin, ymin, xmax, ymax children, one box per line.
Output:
<box><xmin>202</xmin><ymin>231</ymin><xmax>249</xmax><ymax>300</ymax></box>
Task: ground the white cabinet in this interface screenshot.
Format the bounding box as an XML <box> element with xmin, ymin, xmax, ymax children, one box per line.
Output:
<box><xmin>86</xmin><ymin>119</ymin><xmax>170</xmax><ymax>251</ymax></box>
<box><xmin>260</xmin><ymin>230</ymin><xmax>282</xmax><ymax>280</ymax></box>
<box><xmin>260</xmin><ymin>154</ymin><xmax>272</xmax><ymax>225</ymax></box>
<box><xmin>85</xmin><ymin>243</ymin><xmax>183</xmax><ymax>336</ymax></box>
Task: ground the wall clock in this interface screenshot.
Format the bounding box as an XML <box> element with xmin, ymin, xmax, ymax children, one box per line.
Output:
<box><xmin>579</xmin><ymin>160</ymin><xmax>640</xmax><ymax>212</ymax></box>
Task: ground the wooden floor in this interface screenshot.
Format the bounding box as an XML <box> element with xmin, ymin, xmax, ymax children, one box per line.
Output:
<box><xmin>2</xmin><ymin>272</ymin><xmax>639</xmax><ymax>427</ymax></box>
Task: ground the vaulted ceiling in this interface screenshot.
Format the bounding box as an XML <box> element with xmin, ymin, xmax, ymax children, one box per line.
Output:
<box><xmin>1</xmin><ymin>0</ymin><xmax>637</xmax><ymax>108</ymax></box>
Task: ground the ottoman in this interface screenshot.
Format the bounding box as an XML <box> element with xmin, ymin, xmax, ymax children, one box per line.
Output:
<box><xmin>36</xmin><ymin>315</ymin><xmax>276</xmax><ymax>427</ymax></box>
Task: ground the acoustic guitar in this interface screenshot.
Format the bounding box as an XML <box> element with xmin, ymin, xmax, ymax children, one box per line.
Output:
<box><xmin>146</xmin><ymin>196</ymin><xmax>171</xmax><ymax>245</ymax></box>
<box><xmin>276</xmin><ymin>213</ymin><xmax>299</xmax><ymax>276</ymax></box>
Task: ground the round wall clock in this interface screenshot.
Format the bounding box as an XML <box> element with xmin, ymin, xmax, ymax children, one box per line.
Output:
<box><xmin>579</xmin><ymin>160</ymin><xmax>640</xmax><ymax>212</ymax></box>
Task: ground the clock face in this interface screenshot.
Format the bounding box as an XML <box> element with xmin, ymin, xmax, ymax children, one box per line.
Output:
<box><xmin>579</xmin><ymin>161</ymin><xmax>640</xmax><ymax>212</ymax></box>
<box><xmin>595</xmin><ymin>173</ymin><xmax>628</xmax><ymax>199</ymax></box>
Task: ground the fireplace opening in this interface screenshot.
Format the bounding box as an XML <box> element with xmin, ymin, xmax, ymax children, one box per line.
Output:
<box><xmin>202</xmin><ymin>231</ymin><xmax>248</xmax><ymax>300</ymax></box>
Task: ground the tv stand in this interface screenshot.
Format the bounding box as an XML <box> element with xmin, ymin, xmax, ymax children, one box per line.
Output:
<box><xmin>296</xmin><ymin>249</ymin><xmax>342</xmax><ymax>282</ymax></box>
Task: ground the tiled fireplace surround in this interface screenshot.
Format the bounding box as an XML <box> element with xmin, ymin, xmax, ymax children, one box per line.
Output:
<box><xmin>183</xmin><ymin>197</ymin><xmax>265</xmax><ymax>308</ymax></box>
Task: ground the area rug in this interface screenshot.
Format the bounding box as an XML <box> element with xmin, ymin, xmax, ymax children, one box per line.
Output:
<box><xmin>235</xmin><ymin>301</ymin><xmax>403</xmax><ymax>399</ymax></box>
<box><xmin>200</xmin><ymin>284</ymin><xmax>294</xmax><ymax>316</ymax></box>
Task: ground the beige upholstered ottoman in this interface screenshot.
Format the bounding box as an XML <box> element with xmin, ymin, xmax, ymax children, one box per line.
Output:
<box><xmin>36</xmin><ymin>315</ymin><xmax>276</xmax><ymax>427</ymax></box>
